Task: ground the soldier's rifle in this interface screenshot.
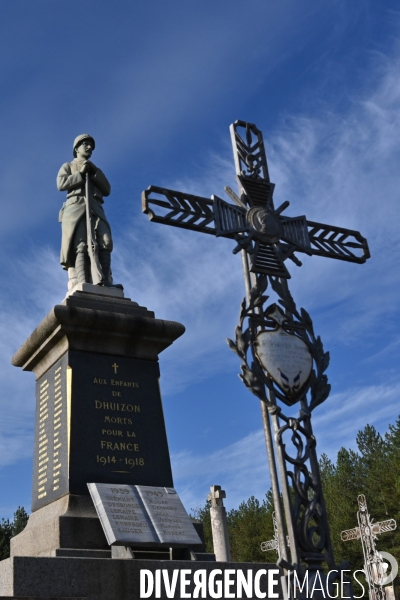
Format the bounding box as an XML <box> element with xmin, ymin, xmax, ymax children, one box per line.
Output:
<box><xmin>85</xmin><ymin>172</ymin><xmax>104</xmax><ymax>285</ymax></box>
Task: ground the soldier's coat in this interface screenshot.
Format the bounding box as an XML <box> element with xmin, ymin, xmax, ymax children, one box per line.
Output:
<box><xmin>57</xmin><ymin>158</ymin><xmax>111</xmax><ymax>269</ymax></box>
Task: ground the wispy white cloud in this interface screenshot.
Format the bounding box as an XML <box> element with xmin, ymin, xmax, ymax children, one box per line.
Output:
<box><xmin>0</xmin><ymin>248</ymin><xmax>66</xmax><ymax>468</ymax></box>
<box><xmin>172</xmin><ymin>429</ymin><xmax>269</xmax><ymax>512</ymax></box>
<box><xmin>173</xmin><ymin>381</ymin><xmax>400</xmax><ymax>511</ymax></box>
<box><xmin>312</xmin><ymin>382</ymin><xmax>400</xmax><ymax>456</ymax></box>
<box><xmin>138</xmin><ymin>36</ymin><xmax>400</xmax><ymax>357</ymax></box>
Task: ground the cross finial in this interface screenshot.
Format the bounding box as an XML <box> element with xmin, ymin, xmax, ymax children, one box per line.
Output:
<box><xmin>208</xmin><ymin>485</ymin><xmax>226</xmax><ymax>507</ymax></box>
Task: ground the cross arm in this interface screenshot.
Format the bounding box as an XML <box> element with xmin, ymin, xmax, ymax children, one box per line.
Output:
<box><xmin>371</xmin><ymin>519</ymin><xmax>397</xmax><ymax>535</ymax></box>
<box><xmin>341</xmin><ymin>519</ymin><xmax>396</xmax><ymax>542</ymax></box>
<box><xmin>292</xmin><ymin>220</ymin><xmax>371</xmax><ymax>264</ymax></box>
<box><xmin>261</xmin><ymin>539</ymin><xmax>278</xmax><ymax>552</ymax></box>
<box><xmin>142</xmin><ymin>185</ymin><xmax>219</xmax><ymax>236</ymax></box>
<box><xmin>341</xmin><ymin>527</ymin><xmax>361</xmax><ymax>542</ymax></box>
<box><xmin>142</xmin><ymin>185</ymin><xmax>248</xmax><ymax>240</ymax></box>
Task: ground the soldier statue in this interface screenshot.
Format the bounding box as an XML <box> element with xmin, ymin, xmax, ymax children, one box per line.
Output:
<box><xmin>57</xmin><ymin>134</ymin><xmax>122</xmax><ymax>289</ymax></box>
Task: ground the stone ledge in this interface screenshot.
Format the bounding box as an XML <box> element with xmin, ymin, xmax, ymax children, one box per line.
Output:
<box><xmin>67</xmin><ymin>282</ymin><xmax>124</xmax><ymax>299</ymax></box>
<box><xmin>11</xmin><ymin>296</ymin><xmax>185</xmax><ymax>378</ymax></box>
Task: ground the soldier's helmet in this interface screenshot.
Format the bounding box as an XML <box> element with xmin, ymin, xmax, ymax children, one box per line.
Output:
<box><xmin>73</xmin><ymin>134</ymin><xmax>95</xmax><ymax>157</ymax></box>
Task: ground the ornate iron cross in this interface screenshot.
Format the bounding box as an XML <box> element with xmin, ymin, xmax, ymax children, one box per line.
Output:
<box><xmin>143</xmin><ymin>120</ymin><xmax>369</xmax><ymax>279</ymax></box>
<box><xmin>143</xmin><ymin>120</ymin><xmax>370</xmax><ymax>592</ymax></box>
<box><xmin>341</xmin><ymin>495</ymin><xmax>397</xmax><ymax>600</ymax></box>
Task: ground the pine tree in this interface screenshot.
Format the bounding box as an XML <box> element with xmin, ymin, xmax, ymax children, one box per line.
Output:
<box><xmin>228</xmin><ymin>495</ymin><xmax>274</xmax><ymax>562</ymax></box>
<box><xmin>0</xmin><ymin>506</ymin><xmax>29</xmax><ymax>560</ymax></box>
<box><xmin>191</xmin><ymin>499</ymin><xmax>213</xmax><ymax>553</ymax></box>
<box><xmin>12</xmin><ymin>506</ymin><xmax>29</xmax><ymax>537</ymax></box>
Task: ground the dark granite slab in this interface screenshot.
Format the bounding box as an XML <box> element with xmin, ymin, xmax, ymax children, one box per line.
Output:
<box><xmin>33</xmin><ymin>351</ymin><xmax>173</xmax><ymax>511</ymax></box>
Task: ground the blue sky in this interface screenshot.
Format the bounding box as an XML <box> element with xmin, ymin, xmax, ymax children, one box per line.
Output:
<box><xmin>0</xmin><ymin>0</ymin><xmax>399</xmax><ymax>519</ymax></box>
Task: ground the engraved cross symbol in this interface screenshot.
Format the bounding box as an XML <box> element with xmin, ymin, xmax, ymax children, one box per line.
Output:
<box><xmin>143</xmin><ymin>120</ymin><xmax>370</xmax><ymax>279</ymax></box>
<box><xmin>112</xmin><ymin>363</ymin><xmax>119</xmax><ymax>374</ymax></box>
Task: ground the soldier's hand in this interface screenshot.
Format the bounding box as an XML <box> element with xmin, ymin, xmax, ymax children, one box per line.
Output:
<box><xmin>87</xmin><ymin>161</ymin><xmax>97</xmax><ymax>175</ymax></box>
<box><xmin>79</xmin><ymin>162</ymin><xmax>90</xmax><ymax>175</ymax></box>
<box><xmin>80</xmin><ymin>162</ymin><xmax>96</xmax><ymax>176</ymax></box>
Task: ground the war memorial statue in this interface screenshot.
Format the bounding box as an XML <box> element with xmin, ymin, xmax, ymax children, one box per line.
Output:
<box><xmin>0</xmin><ymin>121</ymin><xmax>374</xmax><ymax>599</ymax></box>
<box><xmin>0</xmin><ymin>129</ymin><xmax>273</xmax><ymax>600</ymax></box>
<box><xmin>57</xmin><ymin>133</ymin><xmax>122</xmax><ymax>291</ymax></box>
<box><xmin>0</xmin><ymin>132</ymin><xmax>248</xmax><ymax>600</ymax></box>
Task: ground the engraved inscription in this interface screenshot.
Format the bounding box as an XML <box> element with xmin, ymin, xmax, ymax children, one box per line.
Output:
<box><xmin>36</xmin><ymin>377</ymin><xmax>49</xmax><ymax>499</ymax></box>
<box><xmin>138</xmin><ymin>486</ymin><xmax>201</xmax><ymax>545</ymax></box>
<box><xmin>33</xmin><ymin>357</ymin><xmax>68</xmax><ymax>511</ymax></box>
<box><xmin>88</xmin><ymin>484</ymin><xmax>201</xmax><ymax>547</ymax></box>
<box><xmin>255</xmin><ymin>328</ymin><xmax>312</xmax><ymax>398</ymax></box>
<box><xmin>89</xmin><ymin>365</ymin><xmax>145</xmax><ymax>474</ymax></box>
<box><xmin>88</xmin><ymin>483</ymin><xmax>158</xmax><ymax>545</ymax></box>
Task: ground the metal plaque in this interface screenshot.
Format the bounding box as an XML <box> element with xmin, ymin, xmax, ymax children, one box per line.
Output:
<box><xmin>88</xmin><ymin>483</ymin><xmax>201</xmax><ymax>547</ymax></box>
<box><xmin>255</xmin><ymin>328</ymin><xmax>312</xmax><ymax>399</ymax></box>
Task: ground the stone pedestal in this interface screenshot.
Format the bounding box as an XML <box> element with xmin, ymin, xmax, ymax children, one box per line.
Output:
<box><xmin>10</xmin><ymin>495</ymin><xmax>109</xmax><ymax>558</ymax></box>
<box><xmin>0</xmin><ymin>291</ymin><xmax>284</xmax><ymax>599</ymax></box>
<box><xmin>8</xmin><ymin>290</ymin><xmax>184</xmax><ymax>559</ymax></box>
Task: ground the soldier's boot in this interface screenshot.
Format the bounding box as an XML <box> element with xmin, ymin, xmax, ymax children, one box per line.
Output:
<box><xmin>99</xmin><ymin>249</ymin><xmax>123</xmax><ymax>290</ymax></box>
<box><xmin>75</xmin><ymin>243</ymin><xmax>89</xmax><ymax>284</ymax></box>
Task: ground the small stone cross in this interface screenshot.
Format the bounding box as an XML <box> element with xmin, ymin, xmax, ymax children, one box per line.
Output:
<box><xmin>208</xmin><ymin>485</ymin><xmax>226</xmax><ymax>507</ymax></box>
<box><xmin>207</xmin><ymin>485</ymin><xmax>230</xmax><ymax>562</ymax></box>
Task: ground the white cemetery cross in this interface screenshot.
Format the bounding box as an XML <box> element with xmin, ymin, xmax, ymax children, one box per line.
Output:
<box><xmin>143</xmin><ymin>120</ymin><xmax>371</xmax><ymax>588</ymax></box>
<box><xmin>88</xmin><ymin>483</ymin><xmax>202</xmax><ymax>547</ymax></box>
<box><xmin>341</xmin><ymin>494</ymin><xmax>397</xmax><ymax>600</ymax></box>
<box><xmin>261</xmin><ymin>512</ymin><xmax>290</xmax><ymax>557</ymax></box>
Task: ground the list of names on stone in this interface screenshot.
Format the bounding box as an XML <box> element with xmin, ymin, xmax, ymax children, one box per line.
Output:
<box><xmin>52</xmin><ymin>365</ymin><xmax>63</xmax><ymax>493</ymax></box>
<box><xmin>88</xmin><ymin>483</ymin><xmax>201</xmax><ymax>547</ymax></box>
<box><xmin>88</xmin><ymin>483</ymin><xmax>158</xmax><ymax>545</ymax></box>
<box><xmin>138</xmin><ymin>486</ymin><xmax>202</xmax><ymax>545</ymax></box>
<box><xmin>37</xmin><ymin>377</ymin><xmax>50</xmax><ymax>500</ymax></box>
<box><xmin>33</xmin><ymin>354</ymin><xmax>69</xmax><ymax>510</ymax></box>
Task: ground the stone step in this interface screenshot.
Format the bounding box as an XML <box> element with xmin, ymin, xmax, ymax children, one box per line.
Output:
<box><xmin>54</xmin><ymin>549</ymin><xmax>111</xmax><ymax>559</ymax></box>
<box><xmin>0</xmin><ymin>557</ymin><xmax>281</xmax><ymax>599</ymax></box>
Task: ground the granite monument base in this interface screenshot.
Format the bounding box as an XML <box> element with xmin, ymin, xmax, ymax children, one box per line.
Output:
<box><xmin>10</xmin><ymin>289</ymin><xmax>184</xmax><ymax>531</ymax></box>
<box><xmin>1</xmin><ymin>293</ymin><xmax>285</xmax><ymax>599</ymax></box>
<box><xmin>1</xmin><ymin>290</ymin><xmax>195</xmax><ymax>597</ymax></box>
<box><xmin>10</xmin><ymin>495</ymin><xmax>109</xmax><ymax>558</ymax></box>
<box><xmin>0</xmin><ymin>558</ymin><xmax>283</xmax><ymax>599</ymax></box>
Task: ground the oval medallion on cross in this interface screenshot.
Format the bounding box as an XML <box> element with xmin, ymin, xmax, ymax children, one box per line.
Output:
<box><xmin>255</xmin><ymin>306</ymin><xmax>312</xmax><ymax>403</ymax></box>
